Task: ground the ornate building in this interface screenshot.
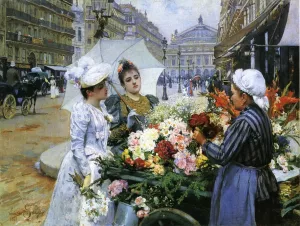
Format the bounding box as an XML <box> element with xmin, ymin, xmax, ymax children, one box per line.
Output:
<box><xmin>3</xmin><ymin>0</ymin><xmax>75</xmax><ymax>76</ymax></box>
<box><xmin>83</xmin><ymin>0</ymin><xmax>126</xmax><ymax>53</ymax></box>
<box><xmin>72</xmin><ymin>1</ymin><xmax>163</xmax><ymax>62</ymax></box>
<box><xmin>120</xmin><ymin>4</ymin><xmax>163</xmax><ymax>61</ymax></box>
<box><xmin>166</xmin><ymin>15</ymin><xmax>217</xmax><ymax>81</ymax></box>
<box><xmin>72</xmin><ymin>0</ymin><xmax>85</xmax><ymax>62</ymax></box>
<box><xmin>0</xmin><ymin>1</ymin><xmax>6</xmax><ymax>80</ymax></box>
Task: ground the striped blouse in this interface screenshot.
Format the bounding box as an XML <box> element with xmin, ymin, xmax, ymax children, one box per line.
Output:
<box><xmin>203</xmin><ymin>103</ymin><xmax>278</xmax><ymax>201</ymax></box>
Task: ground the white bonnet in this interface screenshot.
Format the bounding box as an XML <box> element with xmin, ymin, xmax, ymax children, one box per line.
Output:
<box><xmin>233</xmin><ymin>69</ymin><xmax>269</xmax><ymax>111</ymax></box>
<box><xmin>81</xmin><ymin>63</ymin><xmax>112</xmax><ymax>88</ymax></box>
<box><xmin>64</xmin><ymin>56</ymin><xmax>112</xmax><ymax>88</ymax></box>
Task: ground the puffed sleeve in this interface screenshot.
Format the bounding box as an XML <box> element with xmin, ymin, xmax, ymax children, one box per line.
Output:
<box><xmin>146</xmin><ymin>94</ymin><xmax>159</xmax><ymax>108</ymax></box>
<box><xmin>70</xmin><ymin>102</ymin><xmax>91</xmax><ymax>176</ymax></box>
<box><xmin>104</xmin><ymin>94</ymin><xmax>124</xmax><ymax>129</ymax></box>
<box><xmin>202</xmin><ymin>118</ymin><xmax>251</xmax><ymax>166</ymax></box>
<box><xmin>105</xmin><ymin>95</ymin><xmax>130</xmax><ymax>146</ymax></box>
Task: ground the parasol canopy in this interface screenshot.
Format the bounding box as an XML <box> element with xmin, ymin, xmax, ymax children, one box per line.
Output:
<box><xmin>61</xmin><ymin>38</ymin><xmax>165</xmax><ymax>112</ymax></box>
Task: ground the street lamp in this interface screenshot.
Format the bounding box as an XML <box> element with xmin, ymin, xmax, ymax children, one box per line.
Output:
<box><xmin>92</xmin><ymin>0</ymin><xmax>114</xmax><ymax>39</ymax></box>
<box><xmin>161</xmin><ymin>37</ymin><xmax>168</xmax><ymax>100</ymax></box>
<box><xmin>187</xmin><ymin>59</ymin><xmax>190</xmax><ymax>79</ymax></box>
<box><xmin>192</xmin><ymin>61</ymin><xmax>195</xmax><ymax>77</ymax></box>
<box><xmin>177</xmin><ymin>45</ymin><xmax>182</xmax><ymax>93</ymax></box>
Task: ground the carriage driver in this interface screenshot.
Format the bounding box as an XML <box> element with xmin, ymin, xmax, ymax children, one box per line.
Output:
<box><xmin>6</xmin><ymin>61</ymin><xmax>21</xmax><ymax>86</ymax></box>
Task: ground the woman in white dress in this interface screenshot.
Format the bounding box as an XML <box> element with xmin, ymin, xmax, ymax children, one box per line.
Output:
<box><xmin>44</xmin><ymin>61</ymin><xmax>115</xmax><ymax>226</ymax></box>
<box><xmin>50</xmin><ymin>75</ymin><xmax>56</xmax><ymax>99</ymax></box>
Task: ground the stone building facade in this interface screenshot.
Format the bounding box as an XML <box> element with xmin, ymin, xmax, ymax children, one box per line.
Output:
<box><xmin>72</xmin><ymin>1</ymin><xmax>163</xmax><ymax>62</ymax></box>
<box><xmin>2</xmin><ymin>0</ymin><xmax>75</xmax><ymax>76</ymax></box>
<box><xmin>120</xmin><ymin>4</ymin><xmax>163</xmax><ymax>61</ymax></box>
<box><xmin>166</xmin><ymin>16</ymin><xmax>217</xmax><ymax>81</ymax></box>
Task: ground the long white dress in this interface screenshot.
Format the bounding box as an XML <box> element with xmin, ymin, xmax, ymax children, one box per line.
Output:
<box><xmin>50</xmin><ymin>79</ymin><xmax>56</xmax><ymax>99</ymax></box>
<box><xmin>44</xmin><ymin>100</ymin><xmax>115</xmax><ymax>226</ymax></box>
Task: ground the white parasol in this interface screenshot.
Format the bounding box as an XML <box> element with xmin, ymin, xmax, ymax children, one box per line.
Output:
<box><xmin>61</xmin><ymin>38</ymin><xmax>165</xmax><ymax>112</ymax></box>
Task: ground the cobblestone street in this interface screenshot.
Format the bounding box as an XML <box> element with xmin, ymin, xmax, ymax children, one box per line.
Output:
<box><xmin>0</xmin><ymin>94</ymin><xmax>70</xmax><ymax>226</ymax></box>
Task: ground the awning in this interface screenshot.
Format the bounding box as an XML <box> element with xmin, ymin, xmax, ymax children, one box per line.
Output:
<box><xmin>45</xmin><ymin>65</ymin><xmax>68</xmax><ymax>71</ymax></box>
<box><xmin>214</xmin><ymin>0</ymin><xmax>281</xmax><ymax>59</ymax></box>
<box><xmin>277</xmin><ymin>0</ymin><xmax>299</xmax><ymax>46</ymax></box>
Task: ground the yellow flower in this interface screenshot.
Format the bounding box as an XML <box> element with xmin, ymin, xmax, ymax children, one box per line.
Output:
<box><xmin>122</xmin><ymin>149</ymin><xmax>130</xmax><ymax>160</ymax></box>
<box><xmin>153</xmin><ymin>155</ymin><xmax>161</xmax><ymax>164</ymax></box>
<box><xmin>152</xmin><ymin>164</ymin><xmax>165</xmax><ymax>175</ymax></box>
<box><xmin>196</xmin><ymin>154</ymin><xmax>208</xmax><ymax>168</ymax></box>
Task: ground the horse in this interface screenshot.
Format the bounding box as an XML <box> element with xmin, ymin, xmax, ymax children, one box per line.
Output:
<box><xmin>14</xmin><ymin>79</ymin><xmax>38</xmax><ymax>114</ymax></box>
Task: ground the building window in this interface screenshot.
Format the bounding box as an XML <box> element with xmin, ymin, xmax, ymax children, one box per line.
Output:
<box><xmin>15</xmin><ymin>48</ymin><xmax>19</xmax><ymax>62</ymax></box>
<box><xmin>22</xmin><ymin>49</ymin><xmax>26</xmax><ymax>62</ymax></box>
<box><xmin>128</xmin><ymin>15</ymin><xmax>133</xmax><ymax>23</ymax></box>
<box><xmin>204</xmin><ymin>55</ymin><xmax>209</xmax><ymax>65</ymax></box>
<box><xmin>78</xmin><ymin>27</ymin><xmax>82</xmax><ymax>42</ymax></box>
<box><xmin>172</xmin><ymin>56</ymin><xmax>176</xmax><ymax>66</ymax></box>
<box><xmin>88</xmin><ymin>39</ymin><xmax>91</xmax><ymax>44</ymax></box>
<box><xmin>88</xmin><ymin>23</ymin><xmax>91</xmax><ymax>30</ymax></box>
<box><xmin>180</xmin><ymin>56</ymin><xmax>185</xmax><ymax>66</ymax></box>
<box><xmin>128</xmin><ymin>26</ymin><xmax>132</xmax><ymax>32</ymax></box>
<box><xmin>197</xmin><ymin>56</ymin><xmax>201</xmax><ymax>65</ymax></box>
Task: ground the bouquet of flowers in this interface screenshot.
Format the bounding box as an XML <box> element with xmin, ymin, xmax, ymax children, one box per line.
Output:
<box><xmin>265</xmin><ymin>82</ymin><xmax>300</xmax><ymax>172</ymax></box>
<box><xmin>69</xmin><ymin>172</ymin><xmax>111</xmax><ymax>223</ymax></box>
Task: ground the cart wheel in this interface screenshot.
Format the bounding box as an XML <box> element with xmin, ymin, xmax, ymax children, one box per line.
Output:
<box><xmin>21</xmin><ymin>98</ymin><xmax>31</xmax><ymax>116</ymax></box>
<box><xmin>2</xmin><ymin>94</ymin><xmax>16</xmax><ymax>119</ymax></box>
<box><xmin>140</xmin><ymin>208</ymin><xmax>201</xmax><ymax>226</ymax></box>
<box><xmin>41</xmin><ymin>83</ymin><xmax>48</xmax><ymax>96</ymax></box>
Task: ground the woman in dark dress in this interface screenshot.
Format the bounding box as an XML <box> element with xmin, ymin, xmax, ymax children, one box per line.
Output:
<box><xmin>193</xmin><ymin>69</ymin><xmax>280</xmax><ymax>226</ymax></box>
<box><xmin>105</xmin><ymin>59</ymin><xmax>159</xmax><ymax>153</ymax></box>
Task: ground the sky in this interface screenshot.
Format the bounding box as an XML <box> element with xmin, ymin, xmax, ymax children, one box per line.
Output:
<box><xmin>115</xmin><ymin>0</ymin><xmax>222</xmax><ymax>41</ymax></box>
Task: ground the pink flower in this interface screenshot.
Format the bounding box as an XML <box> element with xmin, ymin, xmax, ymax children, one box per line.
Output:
<box><xmin>135</xmin><ymin>196</ymin><xmax>146</xmax><ymax>206</ymax></box>
<box><xmin>136</xmin><ymin>210</ymin><xmax>149</xmax><ymax>218</ymax></box>
<box><xmin>174</xmin><ymin>151</ymin><xmax>197</xmax><ymax>175</ymax></box>
<box><xmin>108</xmin><ymin>180</ymin><xmax>128</xmax><ymax>197</ymax></box>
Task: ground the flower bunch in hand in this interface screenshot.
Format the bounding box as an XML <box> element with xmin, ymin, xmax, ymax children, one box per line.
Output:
<box><xmin>188</xmin><ymin>113</ymin><xmax>222</xmax><ymax>139</ymax></box>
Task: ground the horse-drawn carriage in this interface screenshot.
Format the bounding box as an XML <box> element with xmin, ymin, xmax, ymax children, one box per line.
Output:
<box><xmin>0</xmin><ymin>80</ymin><xmax>38</xmax><ymax>119</ymax></box>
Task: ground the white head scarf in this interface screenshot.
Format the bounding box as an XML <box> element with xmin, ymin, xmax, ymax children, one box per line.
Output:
<box><xmin>233</xmin><ymin>69</ymin><xmax>269</xmax><ymax>111</ymax></box>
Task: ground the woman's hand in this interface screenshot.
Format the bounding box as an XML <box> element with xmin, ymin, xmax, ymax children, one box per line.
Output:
<box><xmin>192</xmin><ymin>128</ymin><xmax>207</xmax><ymax>146</ymax></box>
<box><xmin>82</xmin><ymin>174</ymin><xmax>91</xmax><ymax>188</ymax></box>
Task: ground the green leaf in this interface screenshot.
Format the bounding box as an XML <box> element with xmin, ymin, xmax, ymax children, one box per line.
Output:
<box><xmin>281</xmin><ymin>203</ymin><xmax>300</xmax><ymax>217</ymax></box>
<box><xmin>282</xmin><ymin>81</ymin><xmax>292</xmax><ymax>96</ymax></box>
<box><xmin>282</xmin><ymin>195</ymin><xmax>300</xmax><ymax>208</ymax></box>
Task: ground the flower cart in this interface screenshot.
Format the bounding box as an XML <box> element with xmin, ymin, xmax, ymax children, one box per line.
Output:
<box><xmin>99</xmin><ymin>164</ymin><xmax>214</xmax><ymax>226</ymax></box>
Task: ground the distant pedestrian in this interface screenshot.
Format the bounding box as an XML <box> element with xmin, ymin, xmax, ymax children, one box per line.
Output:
<box><xmin>50</xmin><ymin>75</ymin><xmax>56</xmax><ymax>99</ymax></box>
<box><xmin>6</xmin><ymin>61</ymin><xmax>20</xmax><ymax>86</ymax></box>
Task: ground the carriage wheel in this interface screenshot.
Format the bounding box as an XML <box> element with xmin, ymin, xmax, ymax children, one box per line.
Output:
<box><xmin>140</xmin><ymin>208</ymin><xmax>201</xmax><ymax>226</ymax></box>
<box><xmin>41</xmin><ymin>83</ymin><xmax>48</xmax><ymax>96</ymax></box>
<box><xmin>21</xmin><ymin>98</ymin><xmax>31</xmax><ymax>116</ymax></box>
<box><xmin>2</xmin><ymin>94</ymin><xmax>16</xmax><ymax>119</ymax></box>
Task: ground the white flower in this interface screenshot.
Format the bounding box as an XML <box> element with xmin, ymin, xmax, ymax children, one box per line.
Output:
<box><xmin>274</xmin><ymin>143</ymin><xmax>279</xmax><ymax>150</ymax></box>
<box><xmin>269</xmin><ymin>159</ymin><xmax>276</xmax><ymax>169</ymax></box>
<box><xmin>272</xmin><ymin>122</ymin><xmax>282</xmax><ymax>134</ymax></box>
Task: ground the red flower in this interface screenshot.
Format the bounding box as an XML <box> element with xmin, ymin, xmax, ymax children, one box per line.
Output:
<box><xmin>188</xmin><ymin>113</ymin><xmax>210</xmax><ymax>128</ymax></box>
<box><xmin>154</xmin><ymin>140</ymin><xmax>177</xmax><ymax>160</ymax></box>
<box><xmin>125</xmin><ymin>157</ymin><xmax>134</xmax><ymax>166</ymax></box>
<box><xmin>148</xmin><ymin>123</ymin><xmax>159</xmax><ymax>129</ymax></box>
<box><xmin>134</xmin><ymin>158</ymin><xmax>146</xmax><ymax>169</ymax></box>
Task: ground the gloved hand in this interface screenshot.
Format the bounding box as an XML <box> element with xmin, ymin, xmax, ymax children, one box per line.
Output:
<box><xmin>127</xmin><ymin>109</ymin><xmax>139</xmax><ymax>129</ymax></box>
<box><xmin>127</xmin><ymin>109</ymin><xmax>145</xmax><ymax>132</ymax></box>
<box><xmin>82</xmin><ymin>174</ymin><xmax>91</xmax><ymax>189</ymax></box>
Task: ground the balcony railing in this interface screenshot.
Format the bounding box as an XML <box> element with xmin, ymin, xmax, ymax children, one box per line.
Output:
<box><xmin>6</xmin><ymin>32</ymin><xmax>74</xmax><ymax>53</ymax></box>
<box><xmin>31</xmin><ymin>0</ymin><xmax>75</xmax><ymax>18</ymax></box>
<box><xmin>7</xmin><ymin>8</ymin><xmax>75</xmax><ymax>36</ymax></box>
